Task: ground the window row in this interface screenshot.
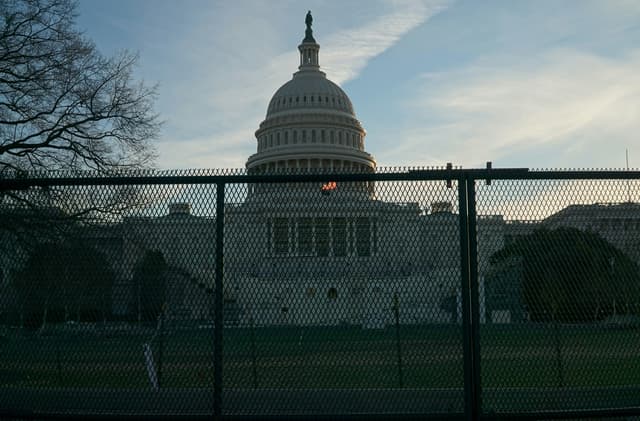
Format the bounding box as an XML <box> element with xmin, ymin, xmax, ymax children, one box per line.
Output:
<box><xmin>258</xmin><ymin>129</ymin><xmax>363</xmax><ymax>151</ymax></box>
<box><xmin>267</xmin><ymin>217</ymin><xmax>377</xmax><ymax>257</ymax></box>
<box><xmin>270</xmin><ymin>94</ymin><xmax>348</xmax><ymax>112</ymax></box>
<box><xmin>251</xmin><ymin>159</ymin><xmax>373</xmax><ymax>173</ymax></box>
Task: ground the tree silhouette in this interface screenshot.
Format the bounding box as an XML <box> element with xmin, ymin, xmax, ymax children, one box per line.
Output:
<box><xmin>491</xmin><ymin>227</ymin><xmax>640</xmax><ymax>322</ymax></box>
<box><xmin>15</xmin><ymin>240</ymin><xmax>114</xmax><ymax>329</ymax></box>
<box><xmin>132</xmin><ymin>250</ymin><xmax>167</xmax><ymax>323</ymax></box>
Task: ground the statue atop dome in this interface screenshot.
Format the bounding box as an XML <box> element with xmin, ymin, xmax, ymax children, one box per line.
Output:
<box><xmin>303</xmin><ymin>11</ymin><xmax>315</xmax><ymax>43</ymax></box>
<box><xmin>305</xmin><ymin>10</ymin><xmax>312</xmax><ymax>27</ymax></box>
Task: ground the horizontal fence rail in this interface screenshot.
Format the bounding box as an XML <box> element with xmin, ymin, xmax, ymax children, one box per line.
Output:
<box><xmin>0</xmin><ymin>167</ymin><xmax>639</xmax><ymax>420</ymax></box>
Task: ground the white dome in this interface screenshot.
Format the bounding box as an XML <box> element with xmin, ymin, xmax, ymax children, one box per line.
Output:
<box><xmin>266</xmin><ymin>73</ymin><xmax>355</xmax><ymax>117</ymax></box>
<box><xmin>246</xmin><ymin>12</ymin><xmax>376</xmax><ymax>176</ymax></box>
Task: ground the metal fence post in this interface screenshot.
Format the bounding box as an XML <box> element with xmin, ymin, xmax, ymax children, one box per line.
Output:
<box><xmin>458</xmin><ymin>174</ymin><xmax>482</xmax><ymax>420</ymax></box>
<box><xmin>467</xmin><ymin>177</ymin><xmax>482</xmax><ymax>416</ymax></box>
<box><xmin>214</xmin><ymin>182</ymin><xmax>225</xmax><ymax>417</ymax></box>
<box><xmin>393</xmin><ymin>292</ymin><xmax>404</xmax><ymax>389</ymax></box>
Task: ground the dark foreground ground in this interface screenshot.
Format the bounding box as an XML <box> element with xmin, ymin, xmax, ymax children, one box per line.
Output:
<box><xmin>1</xmin><ymin>323</ymin><xmax>639</xmax><ymax>416</ymax></box>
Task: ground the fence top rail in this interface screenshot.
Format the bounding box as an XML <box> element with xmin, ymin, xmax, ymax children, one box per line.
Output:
<box><xmin>1</xmin><ymin>167</ymin><xmax>640</xmax><ymax>189</ymax></box>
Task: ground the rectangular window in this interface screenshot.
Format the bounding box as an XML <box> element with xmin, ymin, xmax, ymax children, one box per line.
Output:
<box><xmin>316</xmin><ymin>217</ymin><xmax>330</xmax><ymax>257</ymax></box>
<box><xmin>298</xmin><ymin>217</ymin><xmax>313</xmax><ymax>255</ymax></box>
<box><xmin>372</xmin><ymin>218</ymin><xmax>378</xmax><ymax>255</ymax></box>
<box><xmin>266</xmin><ymin>220</ymin><xmax>272</xmax><ymax>253</ymax></box>
<box><xmin>274</xmin><ymin>218</ymin><xmax>289</xmax><ymax>256</ymax></box>
<box><xmin>355</xmin><ymin>217</ymin><xmax>371</xmax><ymax>257</ymax></box>
<box><xmin>332</xmin><ymin>217</ymin><xmax>348</xmax><ymax>257</ymax></box>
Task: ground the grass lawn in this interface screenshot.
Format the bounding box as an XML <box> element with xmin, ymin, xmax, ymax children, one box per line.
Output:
<box><xmin>0</xmin><ymin>323</ymin><xmax>639</xmax><ymax>394</ymax></box>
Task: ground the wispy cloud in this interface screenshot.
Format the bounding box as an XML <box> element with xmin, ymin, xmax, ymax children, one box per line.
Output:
<box><xmin>321</xmin><ymin>0</ymin><xmax>452</xmax><ymax>84</ymax></box>
<box><xmin>385</xmin><ymin>49</ymin><xmax>640</xmax><ymax>169</ymax></box>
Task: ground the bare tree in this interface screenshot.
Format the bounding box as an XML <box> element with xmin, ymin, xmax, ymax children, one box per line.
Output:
<box><xmin>0</xmin><ymin>0</ymin><xmax>161</xmax><ymax>175</ymax></box>
<box><xmin>0</xmin><ymin>0</ymin><xmax>163</xmax><ymax>222</ymax></box>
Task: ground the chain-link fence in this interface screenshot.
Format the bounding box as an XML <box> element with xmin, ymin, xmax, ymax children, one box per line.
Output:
<box><xmin>0</xmin><ymin>168</ymin><xmax>639</xmax><ymax>419</ymax></box>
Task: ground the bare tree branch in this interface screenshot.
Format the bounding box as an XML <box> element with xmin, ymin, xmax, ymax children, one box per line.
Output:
<box><xmin>0</xmin><ymin>0</ymin><xmax>163</xmax><ymax>258</ymax></box>
<box><xmin>0</xmin><ymin>0</ymin><xmax>161</xmax><ymax>174</ymax></box>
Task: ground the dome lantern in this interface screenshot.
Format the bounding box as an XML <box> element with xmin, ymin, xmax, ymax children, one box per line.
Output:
<box><xmin>298</xmin><ymin>11</ymin><xmax>320</xmax><ymax>71</ymax></box>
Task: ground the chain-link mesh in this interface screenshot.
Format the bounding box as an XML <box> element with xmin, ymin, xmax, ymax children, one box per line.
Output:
<box><xmin>222</xmin><ymin>178</ymin><xmax>463</xmax><ymax>416</ymax></box>
<box><xmin>0</xmin><ymin>181</ymin><xmax>219</xmax><ymax>417</ymax></box>
<box><xmin>1</xmin><ymin>168</ymin><xmax>639</xmax><ymax>419</ymax></box>
<box><xmin>476</xmin><ymin>176</ymin><xmax>640</xmax><ymax>415</ymax></box>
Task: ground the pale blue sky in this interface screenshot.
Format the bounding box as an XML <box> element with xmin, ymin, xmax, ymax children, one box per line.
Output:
<box><xmin>77</xmin><ymin>0</ymin><xmax>640</xmax><ymax>170</ymax></box>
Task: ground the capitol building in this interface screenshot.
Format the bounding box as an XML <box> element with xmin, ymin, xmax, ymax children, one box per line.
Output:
<box><xmin>114</xmin><ymin>14</ymin><xmax>545</xmax><ymax>326</ymax></box>
<box><xmin>223</xmin><ymin>13</ymin><xmax>472</xmax><ymax>326</ymax></box>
